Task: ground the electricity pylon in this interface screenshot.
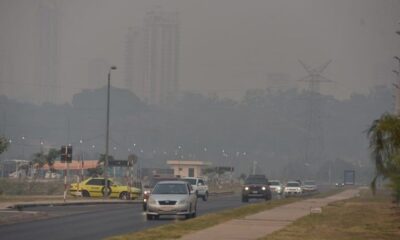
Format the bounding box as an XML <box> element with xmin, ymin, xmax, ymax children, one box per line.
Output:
<box><xmin>298</xmin><ymin>60</ymin><xmax>332</xmax><ymax>164</ymax></box>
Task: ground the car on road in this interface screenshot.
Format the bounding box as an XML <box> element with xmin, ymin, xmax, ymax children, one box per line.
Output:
<box><xmin>284</xmin><ymin>181</ymin><xmax>303</xmax><ymax>196</ymax></box>
<box><xmin>268</xmin><ymin>180</ymin><xmax>284</xmax><ymax>195</ymax></box>
<box><xmin>241</xmin><ymin>174</ymin><xmax>272</xmax><ymax>202</ymax></box>
<box><xmin>182</xmin><ymin>177</ymin><xmax>209</xmax><ymax>201</ymax></box>
<box><xmin>142</xmin><ymin>175</ymin><xmax>179</xmax><ymax>210</ymax></box>
<box><xmin>69</xmin><ymin>177</ymin><xmax>141</xmax><ymax>199</ymax></box>
<box><xmin>302</xmin><ymin>180</ymin><xmax>318</xmax><ymax>192</ymax></box>
<box><xmin>146</xmin><ymin>180</ymin><xmax>198</xmax><ymax>220</ymax></box>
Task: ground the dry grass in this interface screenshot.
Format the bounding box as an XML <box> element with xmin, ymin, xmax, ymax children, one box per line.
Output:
<box><xmin>260</xmin><ymin>190</ymin><xmax>400</xmax><ymax>240</ymax></box>
<box><xmin>0</xmin><ymin>179</ymin><xmax>64</xmax><ymax>196</ymax></box>
<box><xmin>0</xmin><ymin>195</ymin><xmax>73</xmax><ymax>203</ymax></box>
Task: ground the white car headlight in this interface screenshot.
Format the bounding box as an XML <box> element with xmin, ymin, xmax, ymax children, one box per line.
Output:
<box><xmin>144</xmin><ymin>190</ymin><xmax>149</xmax><ymax>195</ymax></box>
<box><xmin>262</xmin><ymin>186</ymin><xmax>266</xmax><ymax>191</ymax></box>
<box><xmin>244</xmin><ymin>186</ymin><xmax>249</xmax><ymax>191</ymax></box>
<box><xmin>178</xmin><ymin>199</ymin><xmax>188</xmax><ymax>205</ymax></box>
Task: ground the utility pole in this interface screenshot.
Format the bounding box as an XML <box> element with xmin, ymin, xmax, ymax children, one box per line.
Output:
<box><xmin>393</xmin><ymin>56</ymin><xmax>400</xmax><ymax>116</ymax></box>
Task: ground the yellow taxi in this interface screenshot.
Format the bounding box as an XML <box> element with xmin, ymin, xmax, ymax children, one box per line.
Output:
<box><xmin>69</xmin><ymin>177</ymin><xmax>141</xmax><ymax>200</ymax></box>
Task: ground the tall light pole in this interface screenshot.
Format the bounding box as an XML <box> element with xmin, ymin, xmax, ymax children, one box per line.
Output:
<box><xmin>104</xmin><ymin>65</ymin><xmax>117</xmax><ymax>199</ymax></box>
<box><xmin>178</xmin><ymin>145</ymin><xmax>182</xmax><ymax>177</ymax></box>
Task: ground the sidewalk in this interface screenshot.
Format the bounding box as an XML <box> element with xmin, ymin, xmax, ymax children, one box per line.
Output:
<box><xmin>180</xmin><ymin>188</ymin><xmax>360</xmax><ymax>240</ymax></box>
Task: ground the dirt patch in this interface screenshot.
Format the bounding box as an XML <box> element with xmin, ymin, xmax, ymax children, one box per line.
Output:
<box><xmin>0</xmin><ymin>210</ymin><xmax>51</xmax><ymax>225</ymax></box>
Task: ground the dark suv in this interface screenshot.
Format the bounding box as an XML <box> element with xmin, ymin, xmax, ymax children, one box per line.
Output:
<box><xmin>241</xmin><ymin>175</ymin><xmax>272</xmax><ymax>202</ymax></box>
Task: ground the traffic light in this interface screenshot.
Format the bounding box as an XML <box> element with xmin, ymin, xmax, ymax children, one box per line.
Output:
<box><xmin>60</xmin><ymin>145</ymin><xmax>73</xmax><ymax>163</ymax></box>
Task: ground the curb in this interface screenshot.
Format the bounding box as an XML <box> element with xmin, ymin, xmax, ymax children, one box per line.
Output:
<box><xmin>8</xmin><ymin>199</ymin><xmax>142</xmax><ymax>210</ymax></box>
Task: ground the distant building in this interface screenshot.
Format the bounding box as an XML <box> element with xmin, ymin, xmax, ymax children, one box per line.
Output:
<box><xmin>140</xmin><ymin>167</ymin><xmax>174</xmax><ymax>178</ymax></box>
<box><xmin>36</xmin><ymin>1</ymin><xmax>60</xmax><ymax>104</ymax></box>
<box><xmin>166</xmin><ymin>160</ymin><xmax>211</xmax><ymax>178</ymax></box>
<box><xmin>125</xmin><ymin>8</ymin><xmax>180</xmax><ymax>105</ymax></box>
<box><xmin>42</xmin><ymin>160</ymin><xmax>98</xmax><ymax>171</ymax></box>
<box><xmin>42</xmin><ymin>160</ymin><xmax>98</xmax><ymax>179</ymax></box>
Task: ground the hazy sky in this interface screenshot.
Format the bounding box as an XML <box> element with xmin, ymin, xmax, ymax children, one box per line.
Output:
<box><xmin>1</xmin><ymin>0</ymin><xmax>400</xmax><ymax>104</ymax></box>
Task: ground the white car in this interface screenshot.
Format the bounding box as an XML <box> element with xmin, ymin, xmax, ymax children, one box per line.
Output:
<box><xmin>146</xmin><ymin>181</ymin><xmax>197</xmax><ymax>220</ymax></box>
<box><xmin>183</xmin><ymin>177</ymin><xmax>209</xmax><ymax>201</ymax></box>
<box><xmin>302</xmin><ymin>180</ymin><xmax>318</xmax><ymax>192</ymax></box>
<box><xmin>268</xmin><ymin>180</ymin><xmax>284</xmax><ymax>195</ymax></box>
<box><xmin>284</xmin><ymin>181</ymin><xmax>303</xmax><ymax>196</ymax></box>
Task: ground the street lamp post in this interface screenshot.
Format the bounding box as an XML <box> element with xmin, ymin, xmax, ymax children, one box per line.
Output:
<box><xmin>79</xmin><ymin>139</ymin><xmax>84</xmax><ymax>181</ymax></box>
<box><xmin>104</xmin><ymin>66</ymin><xmax>117</xmax><ymax>199</ymax></box>
<box><xmin>21</xmin><ymin>136</ymin><xmax>25</xmax><ymax>159</ymax></box>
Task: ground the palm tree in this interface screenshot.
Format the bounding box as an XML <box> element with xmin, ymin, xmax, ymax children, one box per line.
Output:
<box><xmin>98</xmin><ymin>154</ymin><xmax>114</xmax><ymax>165</ymax></box>
<box><xmin>0</xmin><ymin>136</ymin><xmax>9</xmax><ymax>155</ymax></box>
<box><xmin>46</xmin><ymin>148</ymin><xmax>60</xmax><ymax>172</ymax></box>
<box><xmin>87</xmin><ymin>154</ymin><xmax>114</xmax><ymax>177</ymax></box>
<box><xmin>31</xmin><ymin>151</ymin><xmax>46</xmax><ymax>178</ymax></box>
<box><xmin>31</xmin><ymin>148</ymin><xmax>60</xmax><ymax>178</ymax></box>
<box><xmin>368</xmin><ymin>114</ymin><xmax>400</xmax><ymax>202</ymax></box>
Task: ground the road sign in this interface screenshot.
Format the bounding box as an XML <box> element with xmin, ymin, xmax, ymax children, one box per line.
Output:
<box><xmin>109</xmin><ymin>160</ymin><xmax>129</xmax><ymax>167</ymax></box>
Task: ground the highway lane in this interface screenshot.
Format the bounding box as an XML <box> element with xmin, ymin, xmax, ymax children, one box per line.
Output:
<box><xmin>0</xmin><ymin>194</ymin><xmax>253</xmax><ymax>240</ymax></box>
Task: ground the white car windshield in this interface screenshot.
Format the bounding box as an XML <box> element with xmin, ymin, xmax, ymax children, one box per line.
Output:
<box><xmin>152</xmin><ymin>183</ymin><xmax>188</xmax><ymax>194</ymax></box>
<box><xmin>269</xmin><ymin>181</ymin><xmax>280</xmax><ymax>186</ymax></box>
<box><xmin>245</xmin><ymin>178</ymin><xmax>267</xmax><ymax>184</ymax></box>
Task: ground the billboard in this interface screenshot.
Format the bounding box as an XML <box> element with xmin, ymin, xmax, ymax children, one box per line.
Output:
<box><xmin>344</xmin><ymin>170</ymin><xmax>355</xmax><ymax>185</ymax></box>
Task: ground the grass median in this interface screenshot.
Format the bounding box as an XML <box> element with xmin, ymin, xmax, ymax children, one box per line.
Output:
<box><xmin>260</xmin><ymin>189</ymin><xmax>400</xmax><ymax>240</ymax></box>
<box><xmin>108</xmin><ymin>189</ymin><xmax>342</xmax><ymax>240</ymax></box>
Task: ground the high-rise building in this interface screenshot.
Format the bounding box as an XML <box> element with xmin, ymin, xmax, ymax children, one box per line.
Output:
<box><xmin>125</xmin><ymin>8</ymin><xmax>179</xmax><ymax>105</ymax></box>
<box><xmin>88</xmin><ymin>58</ymin><xmax>109</xmax><ymax>89</ymax></box>
<box><xmin>124</xmin><ymin>27</ymin><xmax>146</xmax><ymax>99</ymax></box>
<box><xmin>36</xmin><ymin>1</ymin><xmax>59</xmax><ymax>104</ymax></box>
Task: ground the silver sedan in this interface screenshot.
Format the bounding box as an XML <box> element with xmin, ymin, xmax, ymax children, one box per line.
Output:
<box><xmin>146</xmin><ymin>181</ymin><xmax>198</xmax><ymax>220</ymax></box>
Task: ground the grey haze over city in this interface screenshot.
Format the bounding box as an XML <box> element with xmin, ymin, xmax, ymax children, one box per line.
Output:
<box><xmin>0</xmin><ymin>0</ymin><xmax>399</xmax><ymax>180</ymax></box>
<box><xmin>1</xmin><ymin>0</ymin><xmax>399</xmax><ymax>103</ymax></box>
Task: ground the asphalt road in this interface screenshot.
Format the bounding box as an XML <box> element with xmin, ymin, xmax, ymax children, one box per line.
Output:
<box><xmin>0</xmin><ymin>194</ymin><xmax>256</xmax><ymax>240</ymax></box>
<box><xmin>0</xmin><ymin>187</ymin><xmax>330</xmax><ymax>240</ymax></box>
